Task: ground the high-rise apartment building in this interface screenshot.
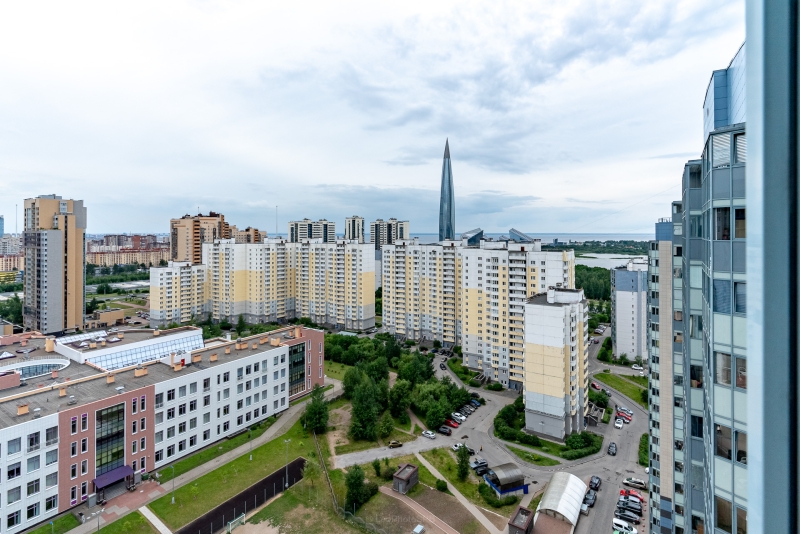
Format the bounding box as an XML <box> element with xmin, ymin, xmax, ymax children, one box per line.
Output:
<box><xmin>0</xmin><ymin>215</ymin><xmax>4</xmax><ymax>236</ymax></box>
<box><xmin>229</xmin><ymin>225</ymin><xmax>265</xmax><ymax>244</ymax></box>
<box><xmin>648</xmin><ymin>44</ymin><xmax>747</xmax><ymax>534</ymax></box>
<box><xmin>287</xmin><ymin>219</ymin><xmax>335</xmax><ymax>243</ymax></box>
<box><xmin>522</xmin><ymin>287</ymin><xmax>588</xmax><ymax>439</ymax></box>
<box><xmin>22</xmin><ymin>195</ymin><xmax>87</xmax><ymax>335</ymax></box>
<box><xmin>345</xmin><ymin>216</ymin><xmax>365</xmax><ymax>244</ymax></box>
<box><xmin>439</xmin><ymin>139</ymin><xmax>455</xmax><ymax>241</ymax></box>
<box><xmin>382</xmin><ymin>235</ymin><xmax>574</xmax><ymax>388</ymax></box>
<box><xmin>369</xmin><ymin>218</ymin><xmax>409</xmax><ymax>250</ymax></box>
<box><xmin>170</xmin><ymin>213</ymin><xmax>230</xmax><ymax>264</ymax></box>
<box><xmin>610</xmin><ymin>259</ymin><xmax>648</xmax><ymax>359</ymax></box>
<box><xmin>151</xmin><ymin>239</ymin><xmax>375</xmax><ymax>331</ymax></box>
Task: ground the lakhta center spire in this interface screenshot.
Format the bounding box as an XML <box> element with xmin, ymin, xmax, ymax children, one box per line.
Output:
<box><xmin>438</xmin><ymin>139</ymin><xmax>455</xmax><ymax>241</ymax></box>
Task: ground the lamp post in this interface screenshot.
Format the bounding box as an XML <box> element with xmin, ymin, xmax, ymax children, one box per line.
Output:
<box><xmin>249</xmin><ymin>430</ymin><xmax>253</xmax><ymax>461</ymax></box>
<box><xmin>50</xmin><ymin>521</ymin><xmax>53</xmax><ymax>534</ymax></box>
<box><xmin>90</xmin><ymin>509</ymin><xmax>105</xmax><ymax>533</ymax></box>
<box><xmin>170</xmin><ymin>465</ymin><xmax>175</xmax><ymax>504</ymax></box>
<box><xmin>284</xmin><ymin>439</ymin><xmax>291</xmax><ymax>489</ymax></box>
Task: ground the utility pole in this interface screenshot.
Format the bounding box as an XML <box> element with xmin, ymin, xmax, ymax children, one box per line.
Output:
<box><xmin>284</xmin><ymin>438</ymin><xmax>291</xmax><ymax>489</ymax></box>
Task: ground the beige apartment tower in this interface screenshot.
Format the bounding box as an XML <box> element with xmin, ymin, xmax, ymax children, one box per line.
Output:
<box><xmin>170</xmin><ymin>212</ymin><xmax>230</xmax><ymax>264</ymax></box>
<box><xmin>370</xmin><ymin>218</ymin><xmax>410</xmax><ymax>250</ymax></box>
<box><xmin>522</xmin><ymin>287</ymin><xmax>589</xmax><ymax>439</ymax></box>
<box><xmin>288</xmin><ymin>219</ymin><xmax>336</xmax><ymax>243</ymax></box>
<box><xmin>22</xmin><ymin>195</ymin><xmax>87</xmax><ymax>334</ymax></box>
<box><xmin>345</xmin><ymin>216</ymin><xmax>365</xmax><ymax>243</ymax></box>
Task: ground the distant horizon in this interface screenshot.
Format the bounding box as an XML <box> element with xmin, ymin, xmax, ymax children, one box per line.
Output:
<box><xmin>73</xmin><ymin>230</ymin><xmax>654</xmax><ymax>240</ymax></box>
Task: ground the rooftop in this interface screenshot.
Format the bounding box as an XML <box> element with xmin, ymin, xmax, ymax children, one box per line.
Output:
<box><xmin>0</xmin><ymin>325</ymin><xmax>316</xmax><ymax>430</ymax></box>
<box><xmin>509</xmin><ymin>506</ymin><xmax>534</xmax><ymax>529</ymax></box>
<box><xmin>527</xmin><ymin>287</ymin><xmax>586</xmax><ymax>307</ymax></box>
<box><xmin>394</xmin><ymin>463</ymin><xmax>418</xmax><ymax>481</ymax></box>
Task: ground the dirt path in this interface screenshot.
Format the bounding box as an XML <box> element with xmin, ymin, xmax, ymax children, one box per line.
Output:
<box><xmin>327</xmin><ymin>404</ymin><xmax>353</xmax><ymax>458</ymax></box>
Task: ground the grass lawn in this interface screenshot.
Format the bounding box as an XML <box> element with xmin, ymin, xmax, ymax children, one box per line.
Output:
<box><xmin>639</xmin><ymin>433</ymin><xmax>649</xmax><ymax>466</ymax></box>
<box><xmin>593</xmin><ymin>372</ymin><xmax>647</xmax><ymax>408</ymax></box>
<box><xmin>325</xmin><ymin>361</ymin><xmax>354</xmax><ymax>382</ymax></box>
<box><xmin>156</xmin><ymin>417</ymin><xmax>276</xmax><ymax>483</ymax></box>
<box><xmin>420</xmin><ymin>448</ymin><xmax>519</xmax><ymax>517</ymax></box>
<box><xmin>249</xmin><ymin>479</ymin><xmax>360</xmax><ymax>534</ymax></box>
<box><xmin>98</xmin><ymin>511</ymin><xmax>158</xmax><ymax>534</ymax></box>
<box><xmin>447</xmin><ymin>358</ymin><xmax>477</xmax><ymax>383</ymax></box>
<box><xmin>623</xmin><ymin>374</ymin><xmax>649</xmax><ymax>388</ymax></box>
<box><xmin>26</xmin><ymin>514</ymin><xmax>81</xmax><ymax>534</ymax></box>
<box><xmin>380</xmin><ymin>454</ymin><xmax>439</xmax><ymax>489</ymax></box>
<box><xmin>384</xmin><ymin>428</ymin><xmax>417</xmax><ymax>445</ymax></box>
<box><xmin>602</xmin><ymin>406</ymin><xmax>612</xmax><ymax>424</ymax></box>
<box><xmin>392</xmin><ymin>413</ymin><xmax>412</xmax><ymax>432</ymax></box>
<box><xmin>334</xmin><ymin>439</ymin><xmax>381</xmax><ymax>456</ymax></box>
<box><xmin>529</xmin><ymin>491</ymin><xmax>544</xmax><ymax>512</ymax></box>
<box><xmin>150</xmin><ymin>419</ymin><xmax>318</xmax><ymax>531</ymax></box>
<box><xmin>507</xmin><ymin>446</ymin><xmax>561</xmax><ymax>466</ymax></box>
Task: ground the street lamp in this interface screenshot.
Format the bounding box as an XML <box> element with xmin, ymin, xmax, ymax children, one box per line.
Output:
<box><xmin>170</xmin><ymin>465</ymin><xmax>176</xmax><ymax>504</ymax></box>
<box><xmin>284</xmin><ymin>439</ymin><xmax>291</xmax><ymax>489</ymax></box>
<box><xmin>90</xmin><ymin>509</ymin><xmax>105</xmax><ymax>533</ymax></box>
<box><xmin>249</xmin><ymin>430</ymin><xmax>253</xmax><ymax>461</ymax></box>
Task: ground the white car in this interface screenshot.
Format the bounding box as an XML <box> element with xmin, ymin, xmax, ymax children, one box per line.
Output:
<box><xmin>452</xmin><ymin>443</ymin><xmax>464</xmax><ymax>452</ymax></box>
<box><xmin>631</xmin><ymin>364</ymin><xmax>643</xmax><ymax>371</ymax></box>
<box><xmin>421</xmin><ymin>430</ymin><xmax>436</xmax><ymax>440</ymax></box>
<box><xmin>451</xmin><ymin>413</ymin><xmax>466</xmax><ymax>423</ymax></box>
<box><xmin>614</xmin><ymin>418</ymin><xmax>624</xmax><ymax>429</ymax></box>
<box><xmin>612</xmin><ymin>518</ymin><xmax>637</xmax><ymax>534</ymax></box>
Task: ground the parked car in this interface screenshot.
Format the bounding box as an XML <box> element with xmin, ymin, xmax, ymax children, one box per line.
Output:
<box><xmin>631</xmin><ymin>364</ymin><xmax>643</xmax><ymax>371</ymax></box>
<box><xmin>474</xmin><ymin>466</ymin><xmax>488</xmax><ymax>476</ymax></box>
<box><xmin>608</xmin><ymin>442</ymin><xmax>617</xmax><ymax>456</ymax></box>
<box><xmin>594</xmin><ymin>328</ymin><xmax>604</xmax><ymax>334</ymax></box>
<box><xmin>583</xmin><ymin>489</ymin><xmax>597</xmax><ymax>507</ymax></box>
<box><xmin>445</xmin><ymin>419</ymin><xmax>459</xmax><ymax>428</ymax></box>
<box><xmin>431</xmin><ymin>348</ymin><xmax>438</xmax><ymax>353</ymax></box>
<box><xmin>617</xmin><ymin>406</ymin><xmax>634</xmax><ymax>417</ymax></box>
<box><xmin>612</xmin><ymin>517</ymin><xmax>638</xmax><ymax>533</ymax></box>
<box><xmin>623</xmin><ymin>478</ymin><xmax>647</xmax><ymax>490</ymax></box>
<box><xmin>616</xmin><ymin>412</ymin><xmax>632</xmax><ymax>422</ymax></box>
<box><xmin>619</xmin><ymin>496</ymin><xmax>644</xmax><ymax>509</ymax></box>
<box><xmin>620</xmin><ymin>489</ymin><xmax>645</xmax><ymax>502</ymax></box>
<box><xmin>470</xmin><ymin>399</ymin><xmax>481</xmax><ymax>407</ymax></box>
<box><xmin>602</xmin><ymin>388</ymin><xmax>612</xmax><ymax>397</ymax></box>
<box><xmin>593</xmin><ymin>338</ymin><xmax>600</xmax><ymax>344</ymax></box>
<box><xmin>614</xmin><ymin>418</ymin><xmax>624</xmax><ymax>429</ymax></box>
<box><xmin>451</xmin><ymin>413</ymin><xmax>466</xmax><ymax>423</ymax></box>
<box><xmin>470</xmin><ymin>458</ymin><xmax>487</xmax><ymax>469</ymax></box>
<box><xmin>460</xmin><ymin>405</ymin><xmax>474</xmax><ymax>414</ymax></box>
<box><xmin>589</xmin><ymin>475</ymin><xmax>602</xmax><ymax>491</ymax></box>
<box><xmin>438</xmin><ymin>426</ymin><xmax>452</xmax><ymax>436</ymax></box>
<box><xmin>465</xmin><ymin>446</ymin><xmax>475</xmax><ymax>455</ymax></box>
<box><xmin>388</xmin><ymin>440</ymin><xmax>403</xmax><ymax>449</ymax></box>
<box><xmin>617</xmin><ymin>501</ymin><xmax>643</xmax><ymax>516</ymax></box>
<box><xmin>440</xmin><ymin>364</ymin><xmax>446</xmax><ymax>370</ymax></box>
<box><xmin>421</xmin><ymin>430</ymin><xmax>436</xmax><ymax>440</ymax></box>
<box><xmin>614</xmin><ymin>509</ymin><xmax>641</xmax><ymax>525</ymax></box>
<box><xmin>452</xmin><ymin>443</ymin><xmax>464</xmax><ymax>452</ymax></box>
<box><xmin>591</xmin><ymin>382</ymin><xmax>601</xmax><ymax>390</ymax></box>
<box><xmin>470</xmin><ymin>392</ymin><xmax>480</xmax><ymax>398</ymax></box>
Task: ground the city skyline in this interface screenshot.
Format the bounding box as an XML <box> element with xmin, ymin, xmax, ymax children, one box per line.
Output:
<box><xmin>0</xmin><ymin>1</ymin><xmax>745</xmax><ymax>235</ymax></box>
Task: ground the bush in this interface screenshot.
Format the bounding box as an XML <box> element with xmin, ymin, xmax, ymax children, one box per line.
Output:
<box><xmin>597</xmin><ymin>348</ymin><xmax>611</xmax><ymax>363</ymax></box>
<box><xmin>487</xmin><ymin>383</ymin><xmax>504</xmax><ymax>391</ymax></box>
<box><xmin>603</xmin><ymin>337</ymin><xmax>612</xmax><ymax>350</ymax></box>
<box><xmin>478</xmin><ymin>482</ymin><xmax>519</xmax><ymax>508</ymax></box>
<box><xmin>436</xmin><ymin>479</ymin><xmax>448</xmax><ymax>492</ymax></box>
<box><xmin>639</xmin><ymin>434</ymin><xmax>649</xmax><ymax>466</ymax></box>
<box><xmin>640</xmin><ymin>389</ymin><xmax>648</xmax><ymax>404</ymax></box>
<box><xmin>405</xmin><ymin>340</ymin><xmax>416</xmax><ymax>346</ymax></box>
<box><xmin>433</xmin><ymin>340</ymin><xmax>442</xmax><ymax>349</ymax></box>
<box><xmin>560</xmin><ymin>432</ymin><xmax>603</xmax><ymax>460</ymax></box>
<box><xmin>588</xmin><ymin>389</ymin><xmax>609</xmax><ymax>408</ymax></box>
<box><xmin>469</xmin><ymin>379</ymin><xmax>482</xmax><ymax>387</ymax></box>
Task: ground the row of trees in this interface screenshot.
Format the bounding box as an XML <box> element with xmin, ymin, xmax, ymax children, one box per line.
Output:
<box><xmin>575</xmin><ymin>265</ymin><xmax>611</xmax><ymax>300</ymax></box>
<box><xmin>0</xmin><ymin>294</ymin><xmax>22</xmax><ymax>324</ymax></box>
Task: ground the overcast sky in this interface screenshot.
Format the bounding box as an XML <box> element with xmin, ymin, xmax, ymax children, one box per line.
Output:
<box><xmin>0</xmin><ymin>0</ymin><xmax>745</xmax><ymax>236</ymax></box>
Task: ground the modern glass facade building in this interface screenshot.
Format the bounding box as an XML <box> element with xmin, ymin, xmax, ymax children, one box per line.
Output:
<box><xmin>439</xmin><ymin>139</ymin><xmax>455</xmax><ymax>241</ymax></box>
<box><xmin>648</xmin><ymin>44</ymin><xmax>747</xmax><ymax>534</ymax></box>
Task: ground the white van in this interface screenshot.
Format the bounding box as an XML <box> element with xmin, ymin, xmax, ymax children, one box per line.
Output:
<box><xmin>612</xmin><ymin>518</ymin><xmax>637</xmax><ymax>533</ymax></box>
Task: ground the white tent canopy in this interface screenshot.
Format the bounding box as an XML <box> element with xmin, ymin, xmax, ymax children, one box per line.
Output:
<box><xmin>536</xmin><ymin>471</ymin><xmax>587</xmax><ymax>526</ymax></box>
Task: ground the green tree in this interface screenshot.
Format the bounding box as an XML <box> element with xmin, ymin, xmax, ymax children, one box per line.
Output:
<box><xmin>389</xmin><ymin>379</ymin><xmax>412</xmax><ymax>417</ymax></box>
<box><xmin>303</xmin><ymin>385</ymin><xmax>329</xmax><ymax>434</ymax></box>
<box><xmin>371</xmin><ymin>459</ymin><xmax>381</xmax><ymax>478</ymax></box>
<box><xmin>350</xmin><ymin>379</ymin><xmax>379</xmax><ymax>441</ymax></box>
<box><xmin>345</xmin><ymin>465</ymin><xmax>375</xmax><ymax>511</ymax></box>
<box><xmin>302</xmin><ymin>457</ymin><xmax>321</xmax><ymax>487</ymax></box>
<box><xmin>189</xmin><ymin>483</ymin><xmax>199</xmax><ymax>500</ymax></box>
<box><xmin>425</xmin><ymin>400</ymin><xmax>446</xmax><ymax>430</ymax></box>
<box><xmin>456</xmin><ymin>445</ymin><xmax>470</xmax><ymax>481</ymax></box>
<box><xmin>634</xmin><ymin>355</ymin><xmax>643</xmax><ymax>367</ymax></box>
<box><xmin>377</xmin><ymin>411</ymin><xmax>394</xmax><ymax>439</ymax></box>
<box><xmin>236</xmin><ymin>315</ymin><xmax>247</xmax><ymax>336</ymax></box>
<box><xmin>433</xmin><ymin>339</ymin><xmax>442</xmax><ymax>349</ymax></box>
<box><xmin>85</xmin><ymin>297</ymin><xmax>100</xmax><ymax>315</ymax></box>
<box><xmin>158</xmin><ymin>259</ymin><xmax>168</xmax><ymax>266</ymax></box>
<box><xmin>342</xmin><ymin>367</ymin><xmax>363</xmax><ymax>400</ymax></box>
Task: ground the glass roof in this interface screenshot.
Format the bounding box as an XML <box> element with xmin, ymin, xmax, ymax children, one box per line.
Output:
<box><xmin>87</xmin><ymin>333</ymin><xmax>204</xmax><ymax>371</ymax></box>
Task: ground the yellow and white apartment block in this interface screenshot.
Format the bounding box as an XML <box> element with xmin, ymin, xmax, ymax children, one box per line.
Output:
<box><xmin>150</xmin><ymin>239</ymin><xmax>374</xmax><ymax>330</ymax></box>
<box><xmin>382</xmin><ymin>240</ymin><xmax>460</xmax><ymax>346</ymax></box>
<box><xmin>523</xmin><ymin>287</ymin><xmax>589</xmax><ymax>440</ymax></box>
<box><xmin>149</xmin><ymin>262</ymin><xmax>208</xmax><ymax>326</ymax></box>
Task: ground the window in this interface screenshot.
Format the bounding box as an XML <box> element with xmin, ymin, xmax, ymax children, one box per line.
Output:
<box><xmin>689</xmin><ymin>315</ymin><xmax>703</xmax><ymax>339</ymax></box>
<box><xmin>81</xmin><ymin>481</ymin><xmax>88</xmax><ymax>498</ymax></box>
<box><xmin>155</xmin><ymin>393</ymin><xmax>164</xmax><ymax>407</ymax></box>
<box><xmin>734</xmin><ymin>133</ymin><xmax>746</xmax><ymax>163</ymax></box>
<box><xmin>46</xmin><ymin>495</ymin><xmax>58</xmax><ymax>511</ymax></box>
<box><xmin>178</xmin><ymin>404</ymin><xmax>186</xmax><ymax>416</ymax></box>
<box><xmin>141</xmin><ymin>396</ymin><xmax>146</xmax><ymax>411</ymax></box>
<box><xmin>734</xmin><ymin>282</ymin><xmax>747</xmax><ymax>314</ymax></box>
<box><xmin>167</xmin><ymin>427</ymin><xmax>175</xmax><ymax>438</ymax></box>
<box><xmin>140</xmin><ymin>457</ymin><xmax>146</xmax><ymax>471</ymax></box>
<box><xmin>237</xmin><ymin>416</ymin><xmax>243</xmax><ymax>426</ymax></box>
<box><xmin>189</xmin><ymin>400</ymin><xmax>197</xmax><ymax>411</ymax></box>
<box><xmin>69</xmin><ymin>463</ymin><xmax>76</xmax><ymax>478</ymax></box>
<box><xmin>674</xmin><ymin>310</ymin><xmax>683</xmax><ymax>321</ymax></box>
<box><xmin>8</xmin><ymin>462</ymin><xmax>20</xmax><ymax>480</ymax></box>
<box><xmin>141</xmin><ymin>417</ymin><xmax>146</xmax><ymax>430</ymax></box>
<box><xmin>81</xmin><ymin>438</ymin><xmax>88</xmax><ymax>453</ymax></box>
<box><xmin>81</xmin><ymin>459</ymin><xmax>88</xmax><ymax>475</ymax></box>
<box><xmin>254</xmin><ymin>362</ymin><xmax>260</xmax><ymax>372</ymax></box>
<box><xmin>81</xmin><ymin>413</ymin><xmax>88</xmax><ymax>431</ymax></box>
<box><xmin>223</xmin><ymin>372</ymin><xmax>230</xmax><ymax>382</ymax></box>
<box><xmin>132</xmin><ymin>420</ymin><xmax>137</xmax><ymax>434</ymax></box>
<box><xmin>204</xmin><ymin>429</ymin><xmax>211</xmax><ymax>441</ymax></box>
<box><xmin>46</xmin><ymin>472</ymin><xmax>58</xmax><ymax>487</ymax></box>
<box><xmin>7</xmin><ymin>510</ymin><xmax>20</xmax><ymax>528</ymax></box>
<box><xmin>167</xmin><ymin>389</ymin><xmax>175</xmax><ymax>401</ymax></box>
<box><xmin>156</xmin><ymin>412</ymin><xmax>164</xmax><ymax>424</ymax></box>
<box><xmin>237</xmin><ymin>400</ymin><xmax>243</xmax><ymax>410</ymax></box>
<box><xmin>714</xmin><ymin>279</ymin><xmax>732</xmax><ymax>313</ymax></box>
<box><xmin>715</xmin><ymin>207</ymin><xmax>731</xmax><ymax>240</ymax></box>
<box><xmin>179</xmin><ymin>422</ymin><xmax>186</xmax><ymax>434</ymax></box>
<box><xmin>27</xmin><ymin>456</ymin><xmax>39</xmax><ymax>473</ymax></box>
<box><xmin>736</xmin><ymin>357</ymin><xmax>747</xmax><ymax>389</ymax></box>
<box><xmin>141</xmin><ymin>437</ymin><xmax>146</xmax><ymax>451</ymax></box>
<box><xmin>178</xmin><ymin>440</ymin><xmax>186</xmax><ymax>452</ymax></box>
<box><xmin>190</xmin><ymin>435</ymin><xmax>197</xmax><ymax>447</ymax></box>
<box><xmin>713</xmin><ymin>133</ymin><xmax>731</xmax><ymax>168</ymax></box>
<box><xmin>8</xmin><ymin>438</ymin><xmax>20</xmax><ymax>455</ymax></box>
<box><xmin>189</xmin><ymin>418</ymin><xmax>197</xmax><ymax>429</ymax></box>
<box><xmin>71</xmin><ymin>441</ymin><xmax>77</xmax><ymax>456</ymax></box>
<box><xmin>237</xmin><ymin>384</ymin><xmax>244</xmax><ymax>394</ymax></box>
<box><xmin>167</xmin><ymin>445</ymin><xmax>175</xmax><ymax>458</ymax></box>
<box><xmin>71</xmin><ymin>417</ymin><xmax>77</xmax><ymax>434</ymax></box>
<box><xmin>70</xmin><ymin>486</ymin><xmax>77</xmax><ymax>503</ymax></box>
<box><xmin>45</xmin><ymin>450</ymin><xmax>57</xmax><ymax>466</ymax></box>
<box><xmin>204</xmin><ymin>395</ymin><xmax>211</xmax><ymax>407</ymax></box>
<box><xmin>27</xmin><ymin>478</ymin><xmax>40</xmax><ymax>496</ymax></box>
<box><xmin>715</xmin><ymin>352</ymin><xmax>732</xmax><ymax>385</ymax></box>
<box><xmin>715</xmin><ymin>424</ymin><xmax>733</xmax><ymax>459</ymax></box>
<box><xmin>167</xmin><ymin>408</ymin><xmax>175</xmax><ymax>420</ymax></box>
<box><xmin>716</xmin><ymin>495</ymin><xmax>733</xmax><ymax>533</ymax></box>
<box><xmin>27</xmin><ymin>502</ymin><xmax>40</xmax><ymax>520</ymax></box>
<box><xmin>132</xmin><ymin>397</ymin><xmax>137</xmax><ymax>414</ymax></box>
<box><xmin>179</xmin><ymin>386</ymin><xmax>186</xmax><ymax>398</ymax></box>
<box><xmin>155</xmin><ymin>431</ymin><xmax>163</xmax><ymax>444</ymax></box>
<box><xmin>7</xmin><ymin>487</ymin><xmax>20</xmax><ymax>504</ymax></box>
<box><xmin>203</xmin><ymin>413</ymin><xmax>211</xmax><ymax>424</ymax></box>
<box><xmin>734</xmin><ymin>208</ymin><xmax>746</xmax><ymax>238</ymax></box>
<box><xmin>45</xmin><ymin>426</ymin><xmax>58</xmax><ymax>446</ymax></box>
<box><xmin>223</xmin><ymin>388</ymin><xmax>230</xmax><ymax>399</ymax></box>
<box><xmin>736</xmin><ymin>431</ymin><xmax>747</xmax><ymax>464</ymax></box>
<box><xmin>155</xmin><ymin>450</ymin><xmax>163</xmax><ymax>462</ymax></box>
<box><xmin>223</xmin><ymin>421</ymin><xmax>230</xmax><ymax>431</ymax></box>
<box><xmin>736</xmin><ymin>507</ymin><xmax>747</xmax><ymax>533</ymax></box>
<box><xmin>691</xmin><ymin>415</ymin><xmax>704</xmax><ymax>438</ymax></box>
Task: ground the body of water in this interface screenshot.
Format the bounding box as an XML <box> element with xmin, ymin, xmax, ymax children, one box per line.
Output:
<box><xmin>409</xmin><ymin>232</ymin><xmax>652</xmax><ymax>244</ymax></box>
<box><xmin>575</xmin><ymin>254</ymin><xmax>648</xmax><ymax>269</ymax></box>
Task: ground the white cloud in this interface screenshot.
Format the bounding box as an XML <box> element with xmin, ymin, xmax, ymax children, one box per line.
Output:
<box><xmin>0</xmin><ymin>0</ymin><xmax>744</xmax><ymax>235</ymax></box>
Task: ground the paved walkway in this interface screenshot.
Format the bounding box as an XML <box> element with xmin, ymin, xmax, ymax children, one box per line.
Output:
<box><xmin>413</xmin><ymin>452</ymin><xmax>503</xmax><ymax>534</ymax></box>
<box><xmin>377</xmin><ymin>486</ymin><xmax>458</xmax><ymax>534</ymax></box>
<box><xmin>140</xmin><ymin>506</ymin><xmax>173</xmax><ymax>534</ymax></box>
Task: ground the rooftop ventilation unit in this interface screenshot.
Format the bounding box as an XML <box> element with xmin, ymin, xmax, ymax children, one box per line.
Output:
<box><xmin>115</xmin><ymin>386</ymin><xmax>125</xmax><ymax>395</ymax></box>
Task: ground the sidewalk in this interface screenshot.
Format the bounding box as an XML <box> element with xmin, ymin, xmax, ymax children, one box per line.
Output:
<box><xmin>60</xmin><ymin>378</ymin><xmax>342</xmax><ymax>534</ymax></box>
<box><xmin>413</xmin><ymin>452</ymin><xmax>503</xmax><ymax>534</ymax></box>
<box><xmin>377</xmin><ymin>486</ymin><xmax>458</xmax><ymax>534</ymax></box>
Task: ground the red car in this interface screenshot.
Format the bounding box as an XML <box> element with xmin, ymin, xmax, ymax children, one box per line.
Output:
<box><xmin>445</xmin><ymin>419</ymin><xmax>460</xmax><ymax>428</ymax></box>
<box><xmin>620</xmin><ymin>489</ymin><xmax>645</xmax><ymax>502</ymax></box>
<box><xmin>616</xmin><ymin>413</ymin><xmax>632</xmax><ymax>423</ymax></box>
<box><xmin>591</xmin><ymin>382</ymin><xmax>601</xmax><ymax>390</ymax></box>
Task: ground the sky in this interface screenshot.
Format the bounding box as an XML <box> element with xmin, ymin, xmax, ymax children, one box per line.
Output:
<box><xmin>0</xmin><ymin>0</ymin><xmax>745</xmax><ymax>236</ymax></box>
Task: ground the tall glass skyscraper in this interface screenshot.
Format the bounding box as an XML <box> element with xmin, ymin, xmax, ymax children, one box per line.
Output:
<box><xmin>439</xmin><ymin>139</ymin><xmax>455</xmax><ymax>241</ymax></box>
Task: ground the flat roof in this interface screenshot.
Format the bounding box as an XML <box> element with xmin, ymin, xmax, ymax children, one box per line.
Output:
<box><xmin>394</xmin><ymin>464</ymin><xmax>418</xmax><ymax>481</ymax></box>
<box><xmin>0</xmin><ymin>325</ymin><xmax>314</xmax><ymax>430</ymax></box>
